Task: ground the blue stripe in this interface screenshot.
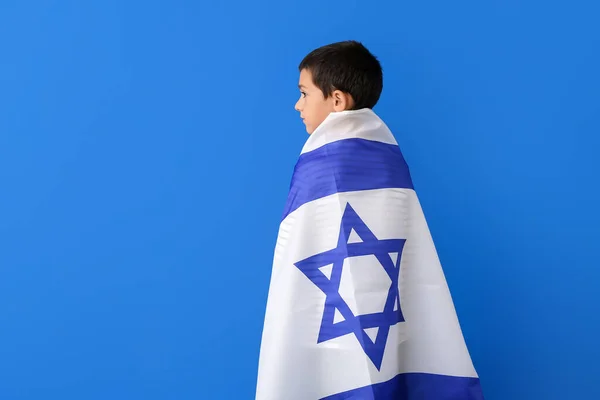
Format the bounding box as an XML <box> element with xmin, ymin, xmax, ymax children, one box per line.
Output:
<box><xmin>282</xmin><ymin>139</ymin><xmax>414</xmax><ymax>220</ymax></box>
<box><xmin>320</xmin><ymin>372</ymin><xmax>485</xmax><ymax>400</ymax></box>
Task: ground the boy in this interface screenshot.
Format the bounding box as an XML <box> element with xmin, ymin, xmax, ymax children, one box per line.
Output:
<box><xmin>255</xmin><ymin>40</ymin><xmax>484</xmax><ymax>400</ymax></box>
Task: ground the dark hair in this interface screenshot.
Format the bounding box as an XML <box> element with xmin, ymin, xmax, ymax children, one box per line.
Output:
<box><xmin>298</xmin><ymin>40</ymin><xmax>383</xmax><ymax>110</ymax></box>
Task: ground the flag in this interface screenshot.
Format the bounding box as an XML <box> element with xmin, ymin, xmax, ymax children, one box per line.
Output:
<box><xmin>255</xmin><ymin>108</ymin><xmax>484</xmax><ymax>400</ymax></box>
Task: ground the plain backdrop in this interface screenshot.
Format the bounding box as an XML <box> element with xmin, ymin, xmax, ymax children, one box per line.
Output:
<box><xmin>1</xmin><ymin>1</ymin><xmax>599</xmax><ymax>399</ymax></box>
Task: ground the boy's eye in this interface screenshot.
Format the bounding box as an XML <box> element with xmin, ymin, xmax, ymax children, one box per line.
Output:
<box><xmin>301</xmin><ymin>91</ymin><xmax>307</xmax><ymax>97</ymax></box>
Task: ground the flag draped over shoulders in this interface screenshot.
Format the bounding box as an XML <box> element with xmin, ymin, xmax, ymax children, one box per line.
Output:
<box><xmin>256</xmin><ymin>108</ymin><xmax>484</xmax><ymax>400</ymax></box>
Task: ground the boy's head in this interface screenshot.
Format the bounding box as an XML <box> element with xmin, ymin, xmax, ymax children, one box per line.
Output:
<box><xmin>295</xmin><ymin>40</ymin><xmax>383</xmax><ymax>134</ymax></box>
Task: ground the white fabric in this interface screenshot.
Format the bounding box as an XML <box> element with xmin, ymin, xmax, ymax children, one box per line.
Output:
<box><xmin>256</xmin><ymin>109</ymin><xmax>480</xmax><ymax>400</ymax></box>
<box><xmin>301</xmin><ymin>109</ymin><xmax>397</xmax><ymax>155</ymax></box>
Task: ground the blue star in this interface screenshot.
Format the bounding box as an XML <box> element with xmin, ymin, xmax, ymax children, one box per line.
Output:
<box><xmin>294</xmin><ymin>203</ymin><xmax>406</xmax><ymax>370</ymax></box>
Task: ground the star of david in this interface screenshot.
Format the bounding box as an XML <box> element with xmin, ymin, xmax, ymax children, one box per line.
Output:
<box><xmin>294</xmin><ymin>203</ymin><xmax>406</xmax><ymax>370</ymax></box>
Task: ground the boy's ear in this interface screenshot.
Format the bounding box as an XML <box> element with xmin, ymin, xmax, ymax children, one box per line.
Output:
<box><xmin>332</xmin><ymin>89</ymin><xmax>355</xmax><ymax>111</ymax></box>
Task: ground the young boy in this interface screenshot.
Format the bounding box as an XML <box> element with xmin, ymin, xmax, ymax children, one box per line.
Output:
<box><xmin>255</xmin><ymin>41</ymin><xmax>484</xmax><ymax>400</ymax></box>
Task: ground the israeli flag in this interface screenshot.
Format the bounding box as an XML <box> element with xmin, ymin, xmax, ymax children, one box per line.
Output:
<box><xmin>256</xmin><ymin>109</ymin><xmax>484</xmax><ymax>399</ymax></box>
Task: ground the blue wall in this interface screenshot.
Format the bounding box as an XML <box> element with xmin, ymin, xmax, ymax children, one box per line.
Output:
<box><xmin>1</xmin><ymin>1</ymin><xmax>598</xmax><ymax>399</ymax></box>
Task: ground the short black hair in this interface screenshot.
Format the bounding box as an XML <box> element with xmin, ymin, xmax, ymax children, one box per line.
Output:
<box><xmin>299</xmin><ymin>40</ymin><xmax>383</xmax><ymax>110</ymax></box>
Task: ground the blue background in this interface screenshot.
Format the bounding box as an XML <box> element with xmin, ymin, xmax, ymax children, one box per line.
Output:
<box><xmin>1</xmin><ymin>1</ymin><xmax>598</xmax><ymax>399</ymax></box>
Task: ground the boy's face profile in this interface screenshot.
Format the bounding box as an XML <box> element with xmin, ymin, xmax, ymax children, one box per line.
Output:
<box><xmin>295</xmin><ymin>69</ymin><xmax>334</xmax><ymax>134</ymax></box>
<box><xmin>295</xmin><ymin>69</ymin><xmax>354</xmax><ymax>134</ymax></box>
